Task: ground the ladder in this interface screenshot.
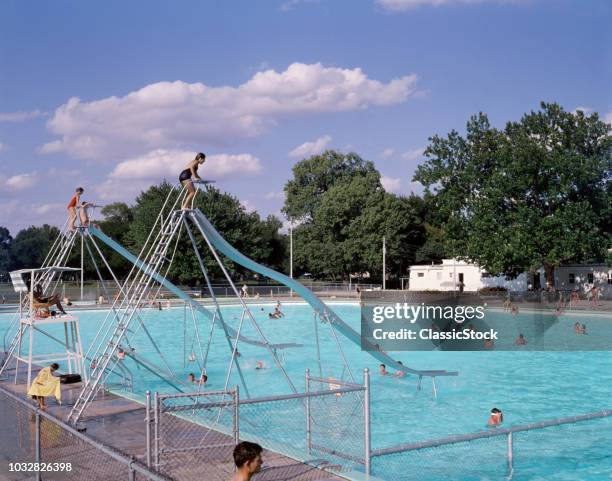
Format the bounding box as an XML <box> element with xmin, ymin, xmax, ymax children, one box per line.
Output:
<box><xmin>38</xmin><ymin>229</ymin><xmax>79</xmax><ymax>292</ymax></box>
<box><xmin>0</xmin><ymin>323</ymin><xmax>27</xmax><ymax>379</ymax></box>
<box><xmin>66</xmin><ymin>210</ymin><xmax>184</xmax><ymax>425</ymax></box>
<box><xmin>0</xmin><ymin>230</ymin><xmax>78</xmax><ymax>376</ymax></box>
<box><xmin>15</xmin><ymin>229</ymin><xmax>77</xmax><ymax>313</ymax></box>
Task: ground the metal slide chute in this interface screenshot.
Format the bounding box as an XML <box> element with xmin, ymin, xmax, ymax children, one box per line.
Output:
<box><xmin>189</xmin><ymin>209</ymin><xmax>457</xmax><ymax>378</ymax></box>
<box><xmin>88</xmin><ymin>210</ymin><xmax>456</xmax><ymax>378</ymax></box>
<box><xmin>87</xmin><ymin>226</ymin><xmax>301</xmax><ymax>351</ymax></box>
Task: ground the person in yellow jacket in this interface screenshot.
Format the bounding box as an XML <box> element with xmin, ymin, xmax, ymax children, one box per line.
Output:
<box><xmin>28</xmin><ymin>363</ymin><xmax>61</xmax><ymax>410</ymax></box>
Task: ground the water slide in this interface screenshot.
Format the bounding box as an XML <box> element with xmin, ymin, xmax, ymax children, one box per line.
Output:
<box><xmin>90</xmin><ymin>211</ymin><xmax>457</xmax><ymax>378</ymax></box>
<box><xmin>190</xmin><ymin>210</ymin><xmax>457</xmax><ymax>378</ymax></box>
<box><xmin>87</xmin><ymin>226</ymin><xmax>301</xmax><ymax>350</ymax></box>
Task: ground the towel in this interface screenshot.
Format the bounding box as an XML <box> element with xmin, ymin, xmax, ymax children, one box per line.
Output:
<box><xmin>27</xmin><ymin>367</ymin><xmax>61</xmax><ymax>402</ymax></box>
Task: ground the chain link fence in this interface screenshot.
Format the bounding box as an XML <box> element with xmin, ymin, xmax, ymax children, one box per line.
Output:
<box><xmin>148</xmin><ymin>370</ymin><xmax>370</xmax><ymax>481</ymax></box>
<box><xmin>370</xmin><ymin>409</ymin><xmax>612</xmax><ymax>481</ymax></box>
<box><xmin>151</xmin><ymin>389</ymin><xmax>237</xmax><ymax>481</ymax></box>
<box><xmin>305</xmin><ymin>374</ymin><xmax>367</xmax><ymax>472</ymax></box>
<box><xmin>0</xmin><ymin>281</ymin><xmax>378</xmax><ymax>304</ymax></box>
<box><xmin>0</xmin><ymin>385</ymin><xmax>173</xmax><ymax>481</ymax></box>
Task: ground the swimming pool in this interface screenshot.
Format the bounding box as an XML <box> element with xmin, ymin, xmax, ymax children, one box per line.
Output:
<box><xmin>2</xmin><ymin>303</ymin><xmax>611</xmax><ymax>480</ymax></box>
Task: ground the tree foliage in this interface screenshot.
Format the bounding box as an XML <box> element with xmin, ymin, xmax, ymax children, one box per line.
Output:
<box><xmin>285</xmin><ymin>151</ymin><xmax>427</xmax><ymax>280</ymax></box>
<box><xmin>0</xmin><ymin>227</ymin><xmax>12</xmax><ymax>278</ymax></box>
<box><xmin>414</xmin><ymin>102</ymin><xmax>612</xmax><ymax>277</ymax></box>
<box><xmin>283</xmin><ymin>150</ymin><xmax>381</xmax><ymax>221</ymax></box>
<box><xmin>124</xmin><ymin>182</ymin><xmax>287</xmax><ymax>284</ymax></box>
<box><xmin>8</xmin><ymin>225</ymin><xmax>60</xmax><ymax>271</ymax></box>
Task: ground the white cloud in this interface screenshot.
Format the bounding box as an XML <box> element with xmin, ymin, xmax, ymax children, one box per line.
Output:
<box><xmin>3</xmin><ymin>172</ymin><xmax>39</xmax><ymax>191</ymax></box>
<box><xmin>0</xmin><ymin>200</ymin><xmax>69</xmax><ymax>236</ymax></box>
<box><xmin>377</xmin><ymin>0</ymin><xmax>522</xmax><ymax>11</ymax></box>
<box><xmin>33</xmin><ymin>203</ymin><xmax>64</xmax><ymax>215</ymax></box>
<box><xmin>289</xmin><ymin>135</ymin><xmax>333</xmax><ymax>158</ymax></box>
<box><xmin>48</xmin><ymin>167</ymin><xmax>82</xmax><ymax>177</ymax></box>
<box><xmin>278</xmin><ymin>214</ymin><xmax>303</xmax><ymax>234</ymax></box>
<box><xmin>400</xmin><ymin>147</ymin><xmax>425</xmax><ymax>161</ymax></box>
<box><xmin>97</xmin><ymin>149</ymin><xmax>261</xmax><ymax>201</ymax></box>
<box><xmin>265</xmin><ymin>191</ymin><xmax>285</xmax><ymax>200</ymax></box>
<box><xmin>573</xmin><ymin>106</ymin><xmax>593</xmax><ymax>115</ymax></box>
<box><xmin>240</xmin><ymin>200</ymin><xmax>257</xmax><ymax>213</ymax></box>
<box><xmin>41</xmin><ymin>63</ymin><xmax>418</xmax><ymax>161</ymax></box>
<box><xmin>408</xmin><ymin>180</ymin><xmax>424</xmax><ymax>193</ymax></box>
<box><xmin>38</xmin><ymin>140</ymin><xmax>63</xmax><ymax>154</ymax></box>
<box><xmin>0</xmin><ymin>110</ymin><xmax>44</xmax><ymax>122</ymax></box>
<box><xmin>381</xmin><ymin>175</ymin><xmax>402</xmax><ymax>193</ymax></box>
<box><xmin>380</xmin><ymin>148</ymin><xmax>394</xmax><ymax>159</ymax></box>
<box><xmin>280</xmin><ymin>0</ymin><xmax>319</xmax><ymax>11</ymax></box>
<box><xmin>604</xmin><ymin>110</ymin><xmax>612</xmax><ymax>126</ymax></box>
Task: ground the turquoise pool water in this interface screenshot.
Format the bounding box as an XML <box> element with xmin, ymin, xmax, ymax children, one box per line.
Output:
<box><xmin>2</xmin><ymin>303</ymin><xmax>611</xmax><ymax>480</ymax></box>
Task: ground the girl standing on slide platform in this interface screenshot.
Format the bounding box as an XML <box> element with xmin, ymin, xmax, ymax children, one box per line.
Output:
<box><xmin>67</xmin><ymin>187</ymin><xmax>84</xmax><ymax>231</ymax></box>
<box><xmin>179</xmin><ymin>152</ymin><xmax>206</xmax><ymax>209</ymax></box>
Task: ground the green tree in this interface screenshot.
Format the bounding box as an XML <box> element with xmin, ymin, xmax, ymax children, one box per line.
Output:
<box><xmin>283</xmin><ymin>150</ymin><xmax>381</xmax><ymax>221</ymax></box>
<box><xmin>9</xmin><ymin>225</ymin><xmax>60</xmax><ymax>270</ymax></box>
<box><xmin>414</xmin><ymin>102</ymin><xmax>612</xmax><ymax>279</ymax></box>
<box><xmin>90</xmin><ymin>203</ymin><xmax>135</xmax><ymax>280</ymax></box>
<box><xmin>286</xmin><ymin>151</ymin><xmax>427</xmax><ymax>280</ymax></box>
<box><xmin>126</xmin><ymin>182</ymin><xmax>287</xmax><ymax>284</ymax></box>
<box><xmin>0</xmin><ymin>227</ymin><xmax>12</xmax><ymax>278</ymax></box>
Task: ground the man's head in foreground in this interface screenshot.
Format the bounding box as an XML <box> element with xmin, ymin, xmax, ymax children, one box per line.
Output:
<box><xmin>232</xmin><ymin>441</ymin><xmax>263</xmax><ymax>480</ymax></box>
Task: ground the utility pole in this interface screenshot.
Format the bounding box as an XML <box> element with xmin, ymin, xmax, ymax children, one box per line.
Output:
<box><xmin>289</xmin><ymin>220</ymin><xmax>293</xmax><ymax>298</ymax></box>
<box><xmin>453</xmin><ymin>258</ymin><xmax>457</xmax><ymax>297</ymax></box>
<box><xmin>382</xmin><ymin>236</ymin><xmax>386</xmax><ymax>290</ymax></box>
<box><xmin>80</xmin><ymin>233</ymin><xmax>84</xmax><ymax>301</ymax></box>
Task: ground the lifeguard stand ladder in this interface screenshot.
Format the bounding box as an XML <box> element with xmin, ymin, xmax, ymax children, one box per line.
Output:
<box><xmin>0</xmin><ymin>267</ymin><xmax>86</xmax><ymax>388</ymax></box>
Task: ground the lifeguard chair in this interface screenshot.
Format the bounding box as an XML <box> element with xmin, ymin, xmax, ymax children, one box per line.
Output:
<box><xmin>2</xmin><ymin>267</ymin><xmax>86</xmax><ymax>388</ymax></box>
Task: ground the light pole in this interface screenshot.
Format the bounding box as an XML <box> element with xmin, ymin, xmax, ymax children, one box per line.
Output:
<box><xmin>80</xmin><ymin>233</ymin><xmax>84</xmax><ymax>301</ymax></box>
<box><xmin>289</xmin><ymin>220</ymin><xmax>293</xmax><ymax>280</ymax></box>
<box><xmin>382</xmin><ymin>236</ymin><xmax>386</xmax><ymax>290</ymax></box>
<box><xmin>289</xmin><ymin>219</ymin><xmax>293</xmax><ymax>298</ymax></box>
<box><xmin>453</xmin><ymin>258</ymin><xmax>457</xmax><ymax>297</ymax></box>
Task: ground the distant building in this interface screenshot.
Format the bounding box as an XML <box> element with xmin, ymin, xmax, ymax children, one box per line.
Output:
<box><xmin>553</xmin><ymin>264</ymin><xmax>612</xmax><ymax>296</ymax></box>
<box><xmin>407</xmin><ymin>259</ymin><xmax>612</xmax><ymax>295</ymax></box>
<box><xmin>407</xmin><ymin>259</ymin><xmax>528</xmax><ymax>292</ymax></box>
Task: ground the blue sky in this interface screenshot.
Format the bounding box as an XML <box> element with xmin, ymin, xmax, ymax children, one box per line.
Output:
<box><xmin>0</xmin><ymin>0</ymin><xmax>610</xmax><ymax>235</ymax></box>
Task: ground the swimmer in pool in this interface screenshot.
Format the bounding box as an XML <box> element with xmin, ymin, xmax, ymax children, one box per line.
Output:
<box><xmin>179</xmin><ymin>152</ymin><xmax>206</xmax><ymax>209</ymax></box>
<box><xmin>488</xmin><ymin>408</ymin><xmax>503</xmax><ymax>426</ymax></box>
<box><xmin>393</xmin><ymin>361</ymin><xmax>406</xmax><ymax>378</ymax></box>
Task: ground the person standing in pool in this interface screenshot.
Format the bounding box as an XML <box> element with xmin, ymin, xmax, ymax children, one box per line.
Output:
<box><xmin>488</xmin><ymin>408</ymin><xmax>503</xmax><ymax>426</ymax></box>
<box><xmin>179</xmin><ymin>152</ymin><xmax>206</xmax><ymax>209</ymax></box>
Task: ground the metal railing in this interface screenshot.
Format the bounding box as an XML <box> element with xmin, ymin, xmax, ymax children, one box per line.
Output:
<box><xmin>370</xmin><ymin>409</ymin><xmax>612</xmax><ymax>481</ymax></box>
<box><xmin>146</xmin><ymin>369</ymin><xmax>371</xmax><ymax>481</ymax></box>
<box><xmin>0</xmin><ymin>281</ymin><xmax>380</xmax><ymax>304</ymax></box>
<box><xmin>0</xmin><ymin>384</ymin><xmax>173</xmax><ymax>481</ymax></box>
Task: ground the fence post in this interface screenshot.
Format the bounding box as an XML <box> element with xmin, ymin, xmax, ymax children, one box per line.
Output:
<box><xmin>145</xmin><ymin>390</ymin><xmax>151</xmax><ymax>468</ymax></box>
<box><xmin>233</xmin><ymin>386</ymin><xmax>240</xmax><ymax>445</ymax></box>
<box><xmin>128</xmin><ymin>456</ymin><xmax>136</xmax><ymax>481</ymax></box>
<box><xmin>305</xmin><ymin>368</ymin><xmax>312</xmax><ymax>454</ymax></box>
<box><xmin>364</xmin><ymin>368</ymin><xmax>371</xmax><ymax>475</ymax></box>
<box><xmin>507</xmin><ymin>432</ymin><xmax>513</xmax><ymax>476</ymax></box>
<box><xmin>153</xmin><ymin>392</ymin><xmax>160</xmax><ymax>470</ymax></box>
<box><xmin>35</xmin><ymin>411</ymin><xmax>41</xmax><ymax>481</ymax></box>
